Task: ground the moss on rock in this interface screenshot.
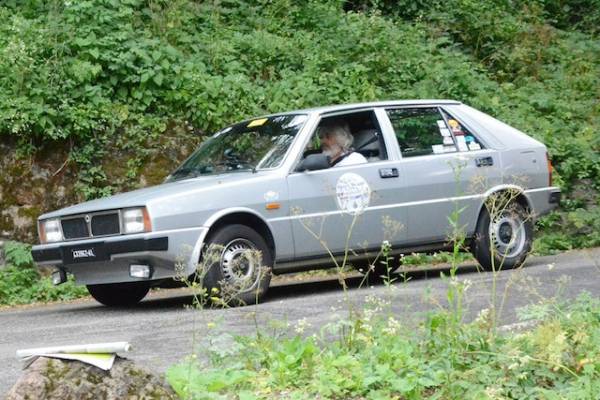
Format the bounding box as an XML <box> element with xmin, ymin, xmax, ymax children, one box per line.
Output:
<box><xmin>6</xmin><ymin>356</ymin><xmax>176</xmax><ymax>400</ymax></box>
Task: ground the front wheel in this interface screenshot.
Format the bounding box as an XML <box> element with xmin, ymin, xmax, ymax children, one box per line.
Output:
<box><xmin>201</xmin><ymin>224</ymin><xmax>272</xmax><ymax>306</ymax></box>
<box><xmin>472</xmin><ymin>202</ymin><xmax>533</xmax><ymax>271</ymax></box>
<box><xmin>87</xmin><ymin>281</ymin><xmax>150</xmax><ymax>307</ymax></box>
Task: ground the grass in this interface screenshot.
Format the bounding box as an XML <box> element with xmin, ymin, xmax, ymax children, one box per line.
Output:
<box><xmin>166</xmin><ymin>291</ymin><xmax>600</xmax><ymax>399</ymax></box>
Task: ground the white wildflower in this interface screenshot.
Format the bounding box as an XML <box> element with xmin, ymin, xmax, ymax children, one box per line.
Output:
<box><xmin>295</xmin><ymin>318</ymin><xmax>311</xmax><ymax>335</ymax></box>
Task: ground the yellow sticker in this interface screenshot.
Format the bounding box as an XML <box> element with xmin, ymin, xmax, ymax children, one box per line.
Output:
<box><xmin>247</xmin><ymin>118</ymin><xmax>268</xmax><ymax>128</ymax></box>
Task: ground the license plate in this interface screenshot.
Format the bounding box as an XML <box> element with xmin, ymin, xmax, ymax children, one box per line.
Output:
<box><xmin>62</xmin><ymin>243</ymin><xmax>108</xmax><ymax>264</ymax></box>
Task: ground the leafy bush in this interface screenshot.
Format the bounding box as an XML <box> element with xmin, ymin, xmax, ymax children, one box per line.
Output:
<box><xmin>0</xmin><ymin>241</ymin><xmax>87</xmax><ymax>306</ymax></box>
<box><xmin>166</xmin><ymin>293</ymin><xmax>600</xmax><ymax>399</ymax></box>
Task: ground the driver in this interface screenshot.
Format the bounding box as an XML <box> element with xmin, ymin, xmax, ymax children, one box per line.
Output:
<box><xmin>319</xmin><ymin>122</ymin><xmax>367</xmax><ymax>167</ymax></box>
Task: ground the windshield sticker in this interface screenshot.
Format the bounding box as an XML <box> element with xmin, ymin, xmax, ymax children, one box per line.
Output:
<box><xmin>436</xmin><ymin>120</ymin><xmax>446</xmax><ymax>129</ymax></box>
<box><xmin>336</xmin><ymin>173</ymin><xmax>371</xmax><ymax>215</ymax></box>
<box><xmin>443</xmin><ymin>136</ymin><xmax>454</xmax><ymax>145</ymax></box>
<box><xmin>439</xmin><ymin>128</ymin><xmax>451</xmax><ymax>137</ymax></box>
<box><xmin>247</xmin><ymin>118</ymin><xmax>268</xmax><ymax>128</ymax></box>
<box><xmin>432</xmin><ymin>144</ymin><xmax>444</xmax><ymax>154</ymax></box>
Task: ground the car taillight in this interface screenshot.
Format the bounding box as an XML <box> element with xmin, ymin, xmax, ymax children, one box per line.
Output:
<box><xmin>546</xmin><ymin>152</ymin><xmax>553</xmax><ymax>187</ymax></box>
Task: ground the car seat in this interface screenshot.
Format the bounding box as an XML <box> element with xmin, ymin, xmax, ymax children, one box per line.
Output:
<box><xmin>353</xmin><ymin>129</ymin><xmax>382</xmax><ymax>162</ymax></box>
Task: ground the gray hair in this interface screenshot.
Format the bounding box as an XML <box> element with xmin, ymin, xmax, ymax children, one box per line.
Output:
<box><xmin>320</xmin><ymin>123</ymin><xmax>353</xmax><ymax>151</ymax></box>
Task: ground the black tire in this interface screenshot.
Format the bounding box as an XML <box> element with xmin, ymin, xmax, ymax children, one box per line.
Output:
<box><xmin>87</xmin><ymin>281</ymin><xmax>150</xmax><ymax>307</ymax></box>
<box><xmin>202</xmin><ymin>224</ymin><xmax>272</xmax><ymax>306</ymax></box>
<box><xmin>472</xmin><ymin>202</ymin><xmax>533</xmax><ymax>271</ymax></box>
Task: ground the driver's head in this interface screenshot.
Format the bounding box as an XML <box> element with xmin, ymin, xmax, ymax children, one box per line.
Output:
<box><xmin>319</xmin><ymin>122</ymin><xmax>353</xmax><ymax>158</ymax></box>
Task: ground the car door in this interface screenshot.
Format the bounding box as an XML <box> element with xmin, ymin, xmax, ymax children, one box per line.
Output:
<box><xmin>382</xmin><ymin>106</ymin><xmax>502</xmax><ymax>244</ymax></box>
<box><xmin>285</xmin><ymin>109</ymin><xmax>407</xmax><ymax>261</ymax></box>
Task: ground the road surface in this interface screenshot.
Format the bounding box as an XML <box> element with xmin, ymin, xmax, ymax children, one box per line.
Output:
<box><xmin>1</xmin><ymin>247</ymin><xmax>599</xmax><ymax>393</ymax></box>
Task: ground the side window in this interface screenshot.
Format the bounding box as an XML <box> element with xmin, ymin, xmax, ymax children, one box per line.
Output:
<box><xmin>386</xmin><ymin>108</ymin><xmax>456</xmax><ymax>157</ymax></box>
<box><xmin>440</xmin><ymin>110</ymin><xmax>484</xmax><ymax>152</ymax></box>
<box><xmin>301</xmin><ymin>110</ymin><xmax>388</xmax><ymax>164</ymax></box>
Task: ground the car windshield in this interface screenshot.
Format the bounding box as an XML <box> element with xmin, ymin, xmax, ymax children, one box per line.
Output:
<box><xmin>167</xmin><ymin>114</ymin><xmax>308</xmax><ymax>181</ymax></box>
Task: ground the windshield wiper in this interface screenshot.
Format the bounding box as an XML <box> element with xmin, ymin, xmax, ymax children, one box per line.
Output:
<box><xmin>215</xmin><ymin>160</ymin><xmax>257</xmax><ymax>173</ymax></box>
<box><xmin>168</xmin><ymin>165</ymin><xmax>214</xmax><ymax>181</ymax></box>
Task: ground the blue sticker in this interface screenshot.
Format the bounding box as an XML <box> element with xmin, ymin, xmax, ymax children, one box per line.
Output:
<box><xmin>465</xmin><ymin>135</ymin><xmax>475</xmax><ymax>143</ymax></box>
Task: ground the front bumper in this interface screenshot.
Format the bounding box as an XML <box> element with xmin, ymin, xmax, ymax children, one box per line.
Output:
<box><xmin>31</xmin><ymin>227</ymin><xmax>208</xmax><ymax>285</ymax></box>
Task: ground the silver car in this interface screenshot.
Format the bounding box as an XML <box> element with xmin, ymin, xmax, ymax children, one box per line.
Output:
<box><xmin>32</xmin><ymin>100</ymin><xmax>560</xmax><ymax>306</ymax></box>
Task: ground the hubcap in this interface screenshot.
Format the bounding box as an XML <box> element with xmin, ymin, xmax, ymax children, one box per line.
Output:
<box><xmin>220</xmin><ymin>239</ymin><xmax>261</xmax><ymax>291</ymax></box>
<box><xmin>489</xmin><ymin>211</ymin><xmax>526</xmax><ymax>259</ymax></box>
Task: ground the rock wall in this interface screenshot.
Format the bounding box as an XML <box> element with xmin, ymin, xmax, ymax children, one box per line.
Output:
<box><xmin>0</xmin><ymin>131</ymin><xmax>200</xmax><ymax>243</ymax></box>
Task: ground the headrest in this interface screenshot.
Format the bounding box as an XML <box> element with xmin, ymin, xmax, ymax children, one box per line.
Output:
<box><xmin>353</xmin><ymin>129</ymin><xmax>379</xmax><ymax>151</ymax></box>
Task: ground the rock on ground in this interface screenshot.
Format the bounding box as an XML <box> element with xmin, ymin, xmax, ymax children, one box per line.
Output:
<box><xmin>5</xmin><ymin>356</ymin><xmax>176</xmax><ymax>400</ymax></box>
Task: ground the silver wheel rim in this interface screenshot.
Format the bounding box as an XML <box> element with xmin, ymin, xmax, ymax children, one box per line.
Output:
<box><xmin>220</xmin><ymin>238</ymin><xmax>260</xmax><ymax>291</ymax></box>
<box><xmin>489</xmin><ymin>210</ymin><xmax>526</xmax><ymax>259</ymax></box>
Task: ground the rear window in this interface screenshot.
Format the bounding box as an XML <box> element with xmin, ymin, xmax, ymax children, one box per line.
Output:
<box><xmin>386</xmin><ymin>107</ymin><xmax>484</xmax><ymax>158</ymax></box>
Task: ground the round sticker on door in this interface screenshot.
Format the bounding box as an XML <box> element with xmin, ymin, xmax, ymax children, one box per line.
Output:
<box><xmin>335</xmin><ymin>173</ymin><xmax>371</xmax><ymax>215</ymax></box>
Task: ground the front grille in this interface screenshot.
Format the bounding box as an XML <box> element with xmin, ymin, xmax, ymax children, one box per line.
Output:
<box><xmin>61</xmin><ymin>218</ymin><xmax>89</xmax><ymax>239</ymax></box>
<box><xmin>91</xmin><ymin>213</ymin><xmax>120</xmax><ymax>236</ymax></box>
<box><xmin>60</xmin><ymin>211</ymin><xmax>121</xmax><ymax>240</ymax></box>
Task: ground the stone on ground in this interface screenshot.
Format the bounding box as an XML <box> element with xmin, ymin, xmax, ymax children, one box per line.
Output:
<box><xmin>6</xmin><ymin>356</ymin><xmax>175</xmax><ymax>400</ymax></box>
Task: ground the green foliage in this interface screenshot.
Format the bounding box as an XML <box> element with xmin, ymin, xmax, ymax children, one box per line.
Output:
<box><xmin>0</xmin><ymin>0</ymin><xmax>597</xmax><ymax>246</ymax></box>
<box><xmin>534</xmin><ymin>206</ymin><xmax>600</xmax><ymax>253</ymax></box>
<box><xmin>166</xmin><ymin>293</ymin><xmax>600</xmax><ymax>399</ymax></box>
<box><xmin>0</xmin><ymin>241</ymin><xmax>87</xmax><ymax>306</ymax></box>
<box><xmin>4</xmin><ymin>240</ymin><xmax>35</xmax><ymax>268</ymax></box>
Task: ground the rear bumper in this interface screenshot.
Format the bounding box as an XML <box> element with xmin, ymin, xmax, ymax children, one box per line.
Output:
<box><xmin>524</xmin><ymin>186</ymin><xmax>561</xmax><ymax>218</ymax></box>
<box><xmin>31</xmin><ymin>227</ymin><xmax>208</xmax><ymax>285</ymax></box>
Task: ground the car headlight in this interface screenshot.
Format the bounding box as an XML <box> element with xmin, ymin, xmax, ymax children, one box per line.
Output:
<box><xmin>122</xmin><ymin>207</ymin><xmax>152</xmax><ymax>234</ymax></box>
<box><xmin>40</xmin><ymin>219</ymin><xmax>63</xmax><ymax>243</ymax></box>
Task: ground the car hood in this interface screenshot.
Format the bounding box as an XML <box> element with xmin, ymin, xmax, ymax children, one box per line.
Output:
<box><xmin>39</xmin><ymin>172</ymin><xmax>262</xmax><ymax>220</ymax></box>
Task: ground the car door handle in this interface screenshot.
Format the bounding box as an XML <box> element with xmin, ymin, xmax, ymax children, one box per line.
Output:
<box><xmin>475</xmin><ymin>157</ymin><xmax>494</xmax><ymax>167</ymax></box>
<box><xmin>379</xmin><ymin>168</ymin><xmax>399</xmax><ymax>178</ymax></box>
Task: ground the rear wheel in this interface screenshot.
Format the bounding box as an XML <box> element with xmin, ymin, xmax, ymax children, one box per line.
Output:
<box><xmin>87</xmin><ymin>281</ymin><xmax>150</xmax><ymax>307</ymax></box>
<box><xmin>472</xmin><ymin>201</ymin><xmax>533</xmax><ymax>271</ymax></box>
<box><xmin>202</xmin><ymin>224</ymin><xmax>272</xmax><ymax>306</ymax></box>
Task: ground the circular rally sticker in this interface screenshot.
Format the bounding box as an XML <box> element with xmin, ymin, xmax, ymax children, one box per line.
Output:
<box><xmin>335</xmin><ymin>173</ymin><xmax>371</xmax><ymax>215</ymax></box>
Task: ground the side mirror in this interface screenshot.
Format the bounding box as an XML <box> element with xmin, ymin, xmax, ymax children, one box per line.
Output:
<box><xmin>296</xmin><ymin>153</ymin><xmax>330</xmax><ymax>172</ymax></box>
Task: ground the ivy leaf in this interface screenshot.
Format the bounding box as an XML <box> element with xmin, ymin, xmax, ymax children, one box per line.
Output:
<box><xmin>88</xmin><ymin>48</ymin><xmax>100</xmax><ymax>59</ymax></box>
<box><xmin>140</xmin><ymin>72</ymin><xmax>151</xmax><ymax>84</ymax></box>
<box><xmin>153</xmin><ymin>72</ymin><xmax>164</xmax><ymax>86</ymax></box>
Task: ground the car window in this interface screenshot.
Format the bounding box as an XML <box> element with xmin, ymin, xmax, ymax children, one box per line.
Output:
<box><xmin>301</xmin><ymin>110</ymin><xmax>387</xmax><ymax>164</ymax></box>
<box><xmin>440</xmin><ymin>109</ymin><xmax>484</xmax><ymax>152</ymax></box>
<box><xmin>386</xmin><ymin>108</ymin><xmax>457</xmax><ymax>157</ymax></box>
<box><xmin>167</xmin><ymin>114</ymin><xmax>308</xmax><ymax>181</ymax></box>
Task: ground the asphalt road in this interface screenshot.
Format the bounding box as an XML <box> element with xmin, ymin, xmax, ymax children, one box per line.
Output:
<box><xmin>1</xmin><ymin>247</ymin><xmax>599</xmax><ymax>393</ymax></box>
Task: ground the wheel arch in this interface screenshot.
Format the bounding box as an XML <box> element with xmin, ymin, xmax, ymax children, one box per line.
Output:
<box><xmin>475</xmin><ymin>185</ymin><xmax>533</xmax><ymax>228</ymax></box>
<box><xmin>204</xmin><ymin>208</ymin><xmax>276</xmax><ymax>260</ymax></box>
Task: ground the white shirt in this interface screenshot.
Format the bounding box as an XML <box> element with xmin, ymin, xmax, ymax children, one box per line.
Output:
<box><xmin>334</xmin><ymin>152</ymin><xmax>368</xmax><ymax>167</ymax></box>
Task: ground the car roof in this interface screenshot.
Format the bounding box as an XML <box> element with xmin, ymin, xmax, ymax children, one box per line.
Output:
<box><xmin>269</xmin><ymin>99</ymin><xmax>462</xmax><ymax>116</ymax></box>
